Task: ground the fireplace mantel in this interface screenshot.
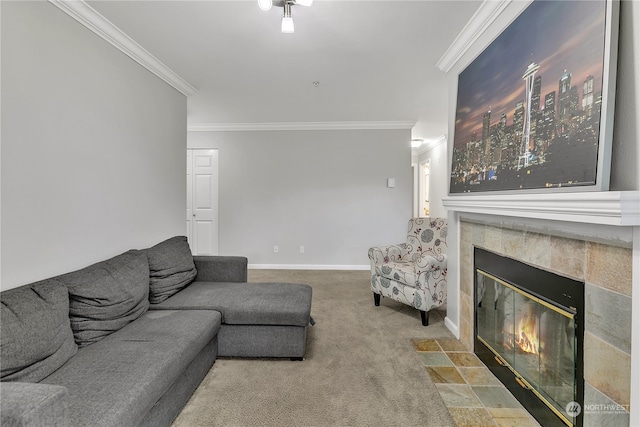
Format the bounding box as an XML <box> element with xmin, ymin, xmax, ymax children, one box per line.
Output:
<box><xmin>443</xmin><ymin>190</ymin><xmax>640</xmax><ymax>226</ymax></box>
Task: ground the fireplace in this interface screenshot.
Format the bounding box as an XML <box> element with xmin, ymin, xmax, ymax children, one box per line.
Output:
<box><xmin>474</xmin><ymin>247</ymin><xmax>584</xmax><ymax>427</ymax></box>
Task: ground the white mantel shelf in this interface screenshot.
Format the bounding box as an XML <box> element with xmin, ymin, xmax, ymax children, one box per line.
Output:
<box><xmin>442</xmin><ymin>191</ymin><xmax>640</xmax><ymax>226</ymax></box>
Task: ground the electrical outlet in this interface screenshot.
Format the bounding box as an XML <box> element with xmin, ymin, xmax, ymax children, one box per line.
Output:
<box><xmin>273</xmin><ymin>246</ymin><xmax>278</xmax><ymax>253</ymax></box>
<box><xmin>299</xmin><ymin>246</ymin><xmax>305</xmax><ymax>254</ymax></box>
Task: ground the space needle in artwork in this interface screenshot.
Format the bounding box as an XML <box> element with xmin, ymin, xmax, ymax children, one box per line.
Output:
<box><xmin>519</xmin><ymin>62</ymin><xmax>540</xmax><ymax>170</ymax></box>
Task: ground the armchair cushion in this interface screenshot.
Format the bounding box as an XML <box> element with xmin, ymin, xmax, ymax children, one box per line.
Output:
<box><xmin>376</xmin><ymin>253</ymin><xmax>446</xmax><ymax>287</ymax></box>
<box><xmin>375</xmin><ymin>261</ymin><xmax>418</xmax><ymax>288</ymax></box>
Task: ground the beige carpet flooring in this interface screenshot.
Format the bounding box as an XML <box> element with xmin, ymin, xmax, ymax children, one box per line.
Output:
<box><xmin>171</xmin><ymin>270</ymin><xmax>458</xmax><ymax>427</ymax></box>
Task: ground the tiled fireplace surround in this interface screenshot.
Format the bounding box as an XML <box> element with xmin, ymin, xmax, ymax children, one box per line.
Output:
<box><xmin>443</xmin><ymin>191</ymin><xmax>639</xmax><ymax>426</ymax></box>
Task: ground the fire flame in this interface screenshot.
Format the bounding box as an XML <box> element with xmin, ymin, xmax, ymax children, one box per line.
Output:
<box><xmin>515</xmin><ymin>312</ymin><xmax>539</xmax><ymax>355</ymax></box>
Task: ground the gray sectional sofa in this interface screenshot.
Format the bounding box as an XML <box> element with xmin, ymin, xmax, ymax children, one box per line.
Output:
<box><xmin>0</xmin><ymin>236</ymin><xmax>313</xmax><ymax>427</ymax></box>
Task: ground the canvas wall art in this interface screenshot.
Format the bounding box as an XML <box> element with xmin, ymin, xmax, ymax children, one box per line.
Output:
<box><xmin>449</xmin><ymin>0</ymin><xmax>619</xmax><ymax>194</ymax></box>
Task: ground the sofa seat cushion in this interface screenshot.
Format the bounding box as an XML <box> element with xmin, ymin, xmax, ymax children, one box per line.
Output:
<box><xmin>41</xmin><ymin>309</ymin><xmax>221</xmax><ymax>427</ymax></box>
<box><xmin>151</xmin><ymin>282</ymin><xmax>312</xmax><ymax>327</ymax></box>
<box><xmin>59</xmin><ymin>250</ymin><xmax>150</xmax><ymax>347</ymax></box>
<box><xmin>1</xmin><ymin>279</ymin><xmax>78</xmax><ymax>382</ymax></box>
<box><xmin>0</xmin><ymin>382</ymin><xmax>69</xmax><ymax>426</ymax></box>
<box><xmin>145</xmin><ymin>236</ymin><xmax>197</xmax><ymax>304</ymax></box>
<box><xmin>375</xmin><ymin>261</ymin><xmax>417</xmax><ymax>288</ymax></box>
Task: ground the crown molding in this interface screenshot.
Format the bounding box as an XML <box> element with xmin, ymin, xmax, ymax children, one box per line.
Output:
<box><xmin>48</xmin><ymin>0</ymin><xmax>196</xmax><ymax>96</ymax></box>
<box><xmin>187</xmin><ymin>121</ymin><xmax>416</xmax><ymax>132</ymax></box>
<box><xmin>436</xmin><ymin>0</ymin><xmax>513</xmax><ymax>73</ymax></box>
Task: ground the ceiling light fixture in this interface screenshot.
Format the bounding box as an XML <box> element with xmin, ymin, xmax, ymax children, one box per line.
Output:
<box><xmin>258</xmin><ymin>0</ymin><xmax>272</xmax><ymax>11</ymax></box>
<box><xmin>259</xmin><ymin>0</ymin><xmax>313</xmax><ymax>34</ymax></box>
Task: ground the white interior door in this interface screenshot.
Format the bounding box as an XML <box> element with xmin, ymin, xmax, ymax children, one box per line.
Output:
<box><xmin>187</xmin><ymin>149</ymin><xmax>219</xmax><ymax>255</ymax></box>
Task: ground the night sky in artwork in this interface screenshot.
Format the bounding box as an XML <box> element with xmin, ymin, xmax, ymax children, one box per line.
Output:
<box><xmin>453</xmin><ymin>0</ymin><xmax>607</xmax><ymax>148</ymax></box>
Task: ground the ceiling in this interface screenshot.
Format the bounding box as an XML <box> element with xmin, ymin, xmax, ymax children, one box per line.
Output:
<box><xmin>88</xmin><ymin>0</ymin><xmax>481</xmax><ymax>142</ymax></box>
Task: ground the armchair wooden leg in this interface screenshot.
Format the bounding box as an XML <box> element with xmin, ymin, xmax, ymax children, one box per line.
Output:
<box><xmin>420</xmin><ymin>310</ymin><xmax>429</xmax><ymax>326</ymax></box>
<box><xmin>373</xmin><ymin>293</ymin><xmax>381</xmax><ymax>306</ymax></box>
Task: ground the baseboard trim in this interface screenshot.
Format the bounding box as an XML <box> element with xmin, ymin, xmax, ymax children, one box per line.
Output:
<box><xmin>249</xmin><ymin>264</ymin><xmax>370</xmax><ymax>271</ymax></box>
<box><xmin>444</xmin><ymin>317</ymin><xmax>459</xmax><ymax>339</ymax></box>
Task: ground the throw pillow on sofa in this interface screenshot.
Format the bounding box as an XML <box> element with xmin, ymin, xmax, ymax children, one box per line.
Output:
<box><xmin>1</xmin><ymin>279</ymin><xmax>78</xmax><ymax>382</ymax></box>
<box><xmin>145</xmin><ymin>236</ymin><xmax>197</xmax><ymax>304</ymax></box>
<box><xmin>60</xmin><ymin>250</ymin><xmax>150</xmax><ymax>347</ymax></box>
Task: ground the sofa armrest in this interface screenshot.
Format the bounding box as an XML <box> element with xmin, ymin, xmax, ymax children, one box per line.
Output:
<box><xmin>193</xmin><ymin>256</ymin><xmax>248</xmax><ymax>282</ymax></box>
<box><xmin>0</xmin><ymin>382</ymin><xmax>69</xmax><ymax>427</ymax></box>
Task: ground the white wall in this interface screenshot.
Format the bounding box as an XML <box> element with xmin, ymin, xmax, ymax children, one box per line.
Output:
<box><xmin>1</xmin><ymin>2</ymin><xmax>187</xmax><ymax>290</ymax></box>
<box><xmin>617</xmin><ymin>2</ymin><xmax>640</xmax><ymax>425</ymax></box>
<box><xmin>188</xmin><ymin>129</ymin><xmax>412</xmax><ymax>268</ymax></box>
<box><xmin>610</xmin><ymin>0</ymin><xmax>640</xmax><ymax>192</ymax></box>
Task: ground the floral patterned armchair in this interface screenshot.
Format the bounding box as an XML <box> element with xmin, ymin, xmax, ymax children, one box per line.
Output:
<box><xmin>368</xmin><ymin>217</ymin><xmax>447</xmax><ymax>325</ymax></box>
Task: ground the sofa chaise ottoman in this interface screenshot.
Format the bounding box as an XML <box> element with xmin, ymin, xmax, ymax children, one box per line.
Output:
<box><xmin>152</xmin><ymin>257</ymin><xmax>313</xmax><ymax>359</ymax></box>
<box><xmin>0</xmin><ymin>236</ymin><xmax>313</xmax><ymax>427</ymax></box>
<box><xmin>145</xmin><ymin>246</ymin><xmax>313</xmax><ymax>360</ymax></box>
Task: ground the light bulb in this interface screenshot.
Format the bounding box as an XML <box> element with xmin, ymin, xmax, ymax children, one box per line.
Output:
<box><xmin>296</xmin><ymin>0</ymin><xmax>313</xmax><ymax>6</ymax></box>
<box><xmin>281</xmin><ymin>16</ymin><xmax>294</xmax><ymax>33</ymax></box>
<box><xmin>258</xmin><ymin>0</ymin><xmax>272</xmax><ymax>11</ymax></box>
<box><xmin>282</xmin><ymin>2</ymin><xmax>294</xmax><ymax>33</ymax></box>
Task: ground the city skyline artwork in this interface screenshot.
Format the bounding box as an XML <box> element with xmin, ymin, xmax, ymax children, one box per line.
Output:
<box><xmin>450</xmin><ymin>0</ymin><xmax>617</xmax><ymax>193</ymax></box>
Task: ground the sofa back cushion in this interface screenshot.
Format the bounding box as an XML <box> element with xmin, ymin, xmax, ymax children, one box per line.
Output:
<box><xmin>60</xmin><ymin>250</ymin><xmax>150</xmax><ymax>347</ymax></box>
<box><xmin>1</xmin><ymin>279</ymin><xmax>78</xmax><ymax>382</ymax></box>
<box><xmin>145</xmin><ymin>236</ymin><xmax>197</xmax><ymax>304</ymax></box>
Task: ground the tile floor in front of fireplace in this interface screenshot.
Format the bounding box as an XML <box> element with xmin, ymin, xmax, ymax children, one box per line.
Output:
<box><xmin>413</xmin><ymin>338</ymin><xmax>541</xmax><ymax>427</ymax></box>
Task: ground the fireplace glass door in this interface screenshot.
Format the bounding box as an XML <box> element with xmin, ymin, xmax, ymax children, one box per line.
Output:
<box><xmin>476</xmin><ymin>270</ymin><xmax>577</xmax><ymax>426</ymax></box>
